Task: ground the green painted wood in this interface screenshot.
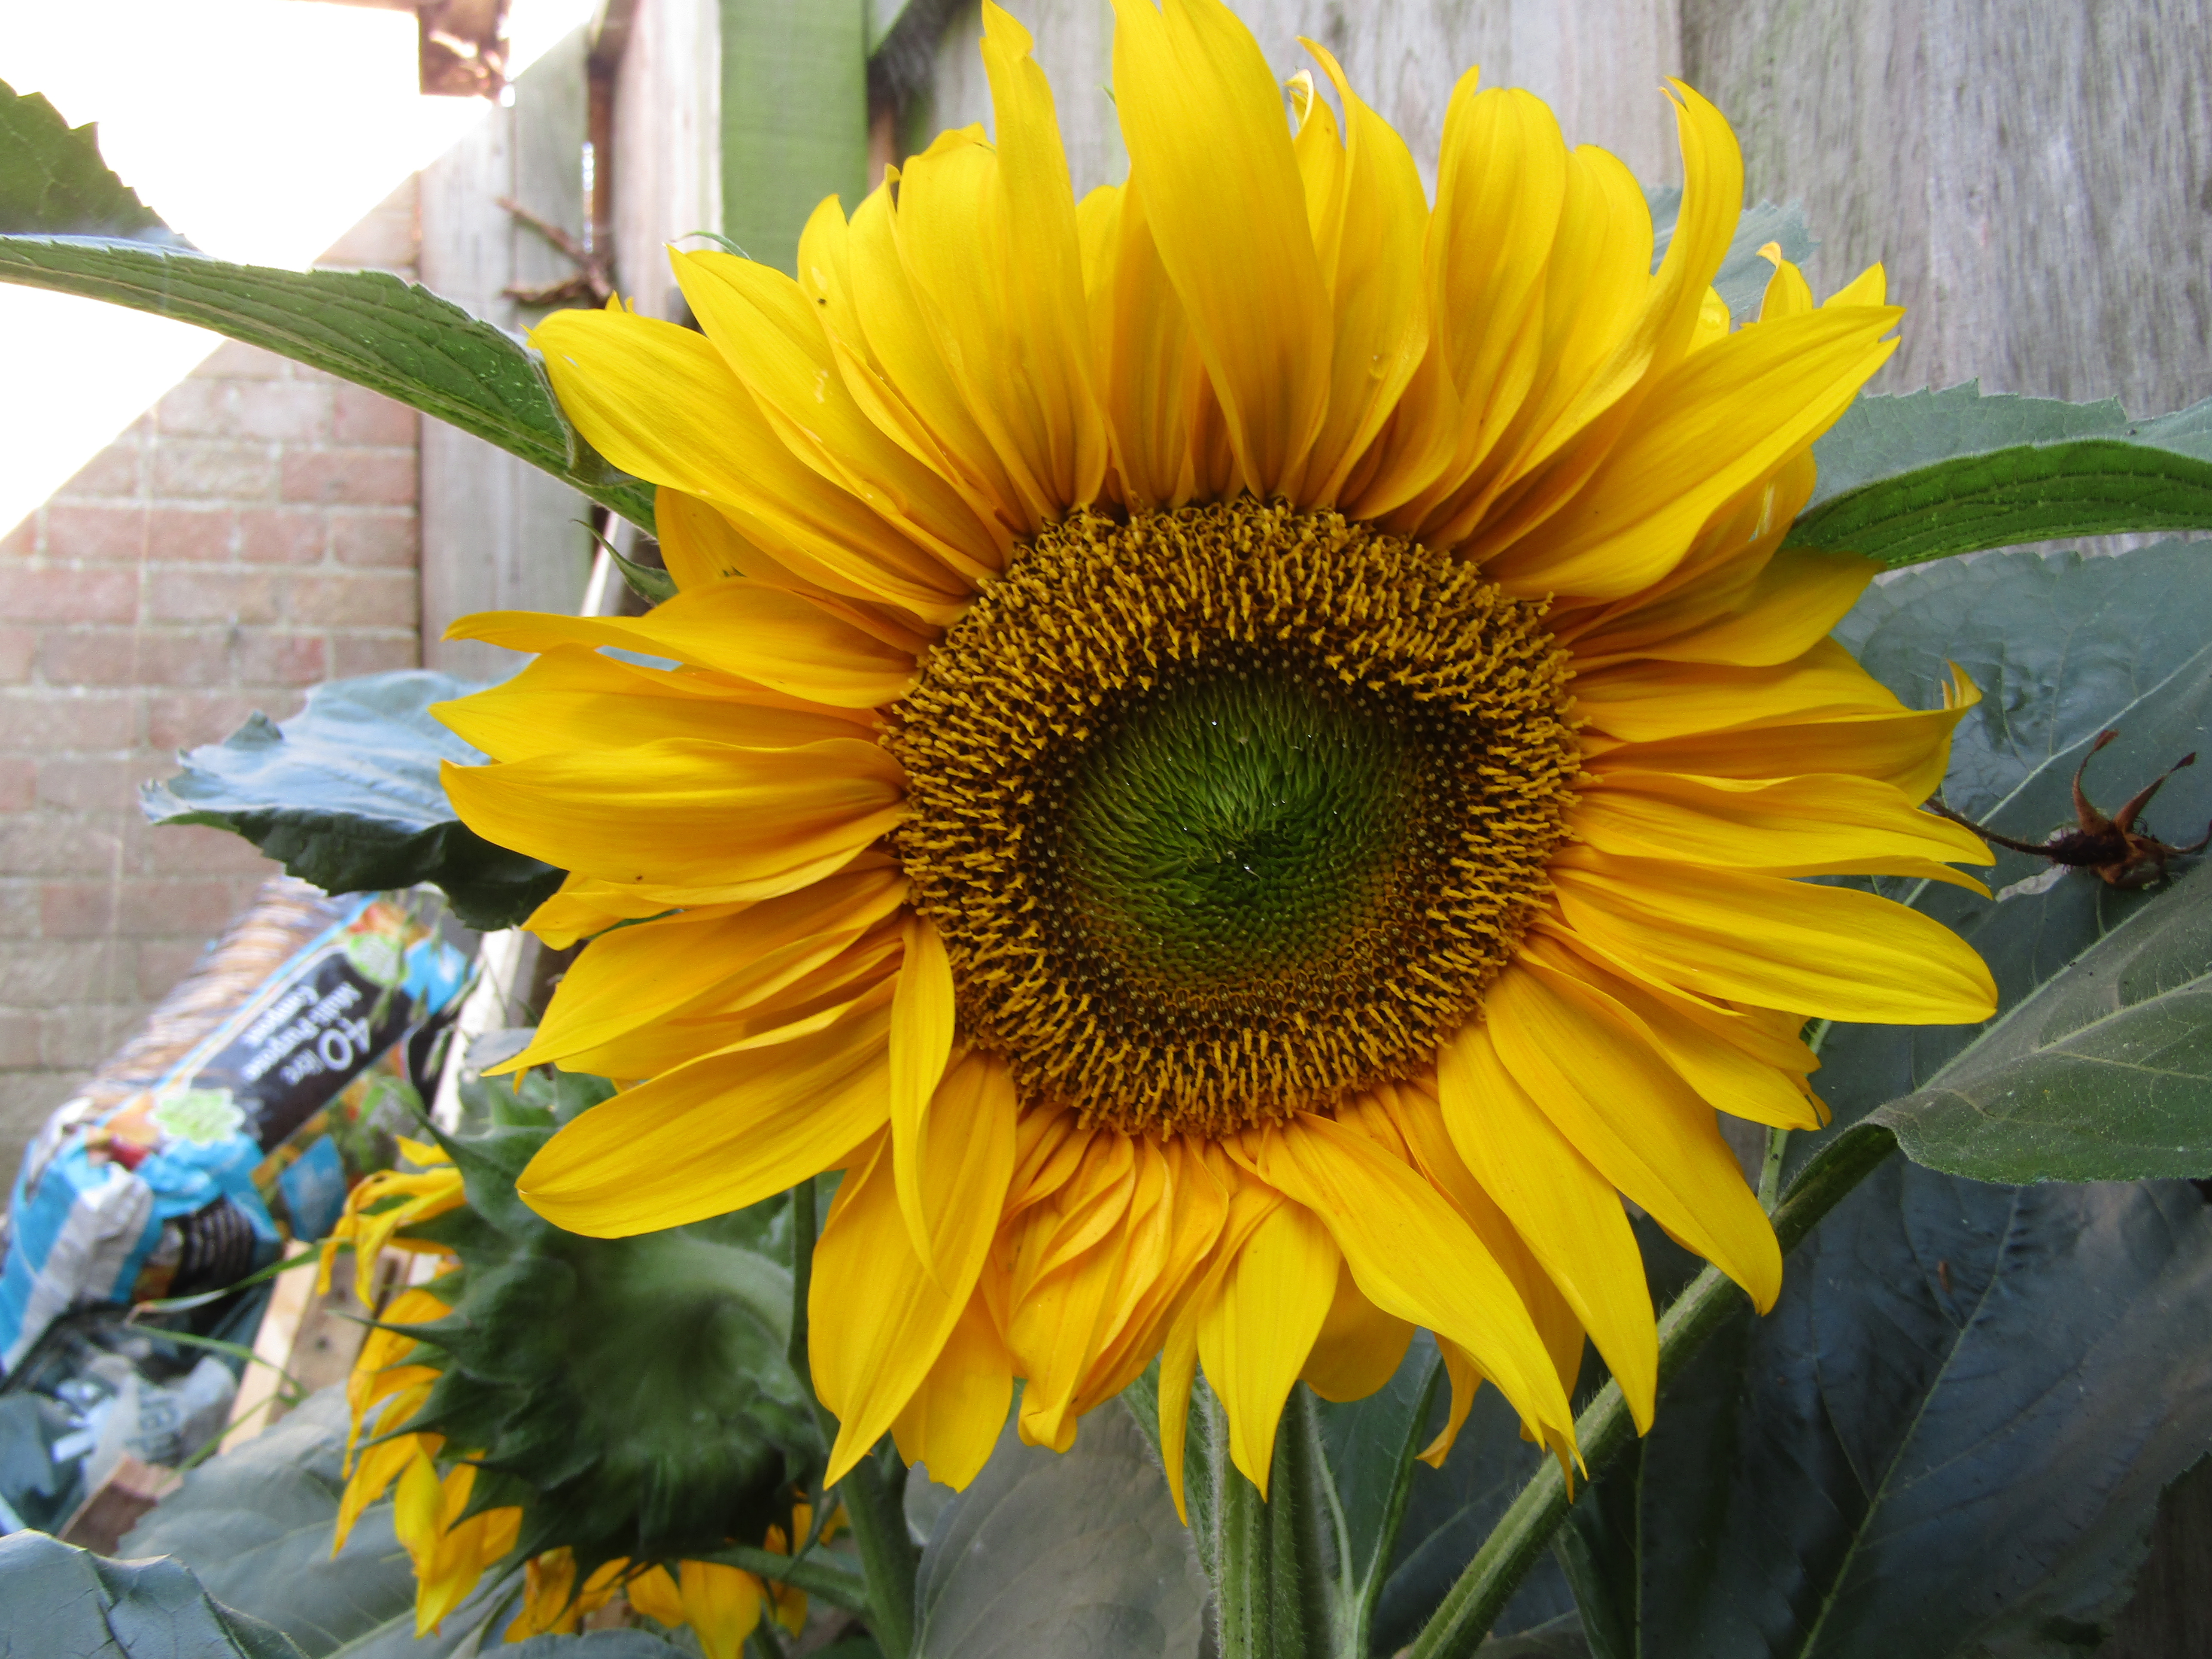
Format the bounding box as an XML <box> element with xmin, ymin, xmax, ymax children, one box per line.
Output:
<box><xmin>719</xmin><ymin>0</ymin><xmax>869</xmax><ymax>276</ymax></box>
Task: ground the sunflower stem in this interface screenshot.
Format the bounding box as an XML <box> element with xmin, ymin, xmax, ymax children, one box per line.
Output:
<box><xmin>1404</xmin><ymin>1123</ymin><xmax>1899</xmax><ymax>1659</ymax></box>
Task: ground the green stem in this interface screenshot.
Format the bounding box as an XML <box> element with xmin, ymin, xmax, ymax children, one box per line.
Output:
<box><xmin>1404</xmin><ymin>1123</ymin><xmax>1899</xmax><ymax>1659</ymax></box>
<box><xmin>1217</xmin><ymin>1460</ymin><xmax>1276</xmax><ymax>1659</ymax></box>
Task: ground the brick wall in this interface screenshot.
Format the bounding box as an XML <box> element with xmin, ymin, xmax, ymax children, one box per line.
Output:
<box><xmin>0</xmin><ymin>185</ymin><xmax>422</xmax><ymax>1175</ymax></box>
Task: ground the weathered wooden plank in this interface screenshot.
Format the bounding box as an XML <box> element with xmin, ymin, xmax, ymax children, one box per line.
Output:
<box><xmin>720</xmin><ymin>0</ymin><xmax>871</xmax><ymax>274</ymax></box>
<box><xmin>1683</xmin><ymin>0</ymin><xmax>2212</xmax><ymax>410</ymax></box>
<box><xmin>610</xmin><ymin>0</ymin><xmax>723</xmax><ymax>319</ymax></box>
<box><xmin>418</xmin><ymin>27</ymin><xmax>597</xmax><ymax>679</ymax></box>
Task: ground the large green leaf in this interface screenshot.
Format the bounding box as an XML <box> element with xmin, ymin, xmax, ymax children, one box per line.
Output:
<box><xmin>0</xmin><ymin>1529</ymin><xmax>303</xmax><ymax>1658</ymax></box>
<box><xmin>0</xmin><ymin>79</ymin><xmax>170</xmax><ymax>240</ymax></box>
<box><xmin>1871</xmin><ymin>860</ymin><xmax>2212</xmax><ymax>1182</ymax></box>
<box><xmin>912</xmin><ymin>1407</ymin><xmax>1209</xmax><ymax>1659</ymax></box>
<box><xmin>1539</xmin><ymin>539</ymin><xmax>2212</xmax><ymax>1659</ymax></box>
<box><xmin>1562</xmin><ymin>1169</ymin><xmax>2212</xmax><ymax>1659</ymax></box>
<box><xmin>118</xmin><ymin>1389</ymin><xmax>417</xmax><ymax>1657</ymax></box>
<box><xmin>1787</xmin><ymin>382</ymin><xmax>2212</xmax><ymax>566</ymax></box>
<box><xmin>0</xmin><ymin>82</ymin><xmax>653</xmax><ymax>530</ymax></box>
<box><xmin>141</xmin><ymin>670</ymin><xmax>564</xmax><ymax>932</ymax></box>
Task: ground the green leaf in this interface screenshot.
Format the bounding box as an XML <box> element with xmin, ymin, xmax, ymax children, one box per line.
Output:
<box><xmin>0</xmin><ymin>1528</ymin><xmax>304</xmax><ymax>1658</ymax></box>
<box><xmin>0</xmin><ymin>77</ymin><xmax>172</xmax><ymax>240</ymax></box>
<box><xmin>912</xmin><ymin>1407</ymin><xmax>1209</xmax><ymax>1659</ymax></box>
<box><xmin>1540</xmin><ymin>540</ymin><xmax>2212</xmax><ymax>1659</ymax></box>
<box><xmin>1311</xmin><ymin>1343</ymin><xmax>1447</xmax><ymax>1652</ymax></box>
<box><xmin>1787</xmin><ymin>382</ymin><xmax>2212</xmax><ymax>565</ymax></box>
<box><xmin>0</xmin><ymin>235</ymin><xmax>656</xmax><ymax>529</ymax></box>
<box><xmin>117</xmin><ymin>1389</ymin><xmax>416</xmax><ymax>1657</ymax></box>
<box><xmin>142</xmin><ymin>669</ymin><xmax>564</xmax><ymax>931</ymax></box>
<box><xmin>1871</xmin><ymin>860</ymin><xmax>2212</xmax><ymax>1181</ymax></box>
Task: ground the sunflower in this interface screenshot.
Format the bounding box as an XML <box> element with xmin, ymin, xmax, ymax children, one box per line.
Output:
<box><xmin>433</xmin><ymin>0</ymin><xmax>1995</xmax><ymax>1504</ymax></box>
<box><xmin>324</xmin><ymin>1143</ymin><xmax>823</xmax><ymax>1650</ymax></box>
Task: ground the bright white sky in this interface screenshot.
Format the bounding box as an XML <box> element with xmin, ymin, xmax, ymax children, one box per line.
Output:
<box><xmin>0</xmin><ymin>0</ymin><xmax>595</xmax><ymax>537</ymax></box>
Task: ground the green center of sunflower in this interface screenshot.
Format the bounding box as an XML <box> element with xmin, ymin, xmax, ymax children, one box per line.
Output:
<box><xmin>886</xmin><ymin>499</ymin><xmax>1580</xmax><ymax>1136</ymax></box>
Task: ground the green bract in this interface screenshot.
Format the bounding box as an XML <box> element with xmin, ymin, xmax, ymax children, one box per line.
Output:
<box><xmin>394</xmin><ymin>1100</ymin><xmax>821</xmax><ymax>1575</ymax></box>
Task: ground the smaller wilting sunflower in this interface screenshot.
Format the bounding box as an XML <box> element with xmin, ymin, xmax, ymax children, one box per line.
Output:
<box><xmin>436</xmin><ymin>0</ymin><xmax>1995</xmax><ymax>1501</ymax></box>
<box><xmin>325</xmin><ymin>1137</ymin><xmax>822</xmax><ymax>1656</ymax></box>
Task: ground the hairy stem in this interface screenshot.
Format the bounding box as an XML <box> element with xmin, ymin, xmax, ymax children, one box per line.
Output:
<box><xmin>1405</xmin><ymin>1123</ymin><xmax>1899</xmax><ymax>1659</ymax></box>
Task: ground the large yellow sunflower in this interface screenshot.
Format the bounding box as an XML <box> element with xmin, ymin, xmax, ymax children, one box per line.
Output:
<box><xmin>434</xmin><ymin>0</ymin><xmax>1994</xmax><ymax>1504</ymax></box>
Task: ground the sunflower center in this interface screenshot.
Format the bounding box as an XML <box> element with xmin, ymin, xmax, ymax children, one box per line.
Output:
<box><xmin>886</xmin><ymin>499</ymin><xmax>1580</xmax><ymax>1136</ymax></box>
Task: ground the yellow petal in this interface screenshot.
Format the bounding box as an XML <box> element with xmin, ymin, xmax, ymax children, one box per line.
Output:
<box><xmin>1288</xmin><ymin>41</ymin><xmax>1430</xmax><ymax>506</ymax></box>
<box><xmin>1257</xmin><ymin>1115</ymin><xmax>1575</xmax><ymax>1454</ymax></box>
<box><xmin>891</xmin><ymin>1291</ymin><xmax>1013</xmax><ymax>1490</ymax></box>
<box><xmin>1572</xmin><ymin>769</ymin><xmax>1993</xmax><ymax>890</ymax></box>
<box><xmin>441</xmin><ymin>737</ymin><xmax>902</xmax><ymax>896</ymax></box>
<box><xmin>1574</xmin><ymin>638</ymin><xmax>1902</xmax><ymax>744</ymax></box>
<box><xmin>435</xmin><ymin>647</ymin><xmax>865</xmax><ymax>765</ymax></box>
<box><xmin>519</xmin><ymin>1000</ymin><xmax>895</xmax><ymax>1236</ymax></box>
<box><xmin>889</xmin><ymin>7</ymin><xmax>1107</xmax><ymax>524</ymax></box>
<box><xmin>1550</xmin><ymin>846</ymin><xmax>1999</xmax><ymax>1025</ymax></box>
<box><xmin>676</xmin><ymin>1559</ymin><xmax>765</xmax><ymax>1659</ymax></box>
<box><xmin>811</xmin><ymin>1051</ymin><xmax>1018</xmax><ymax>1483</ymax></box>
<box><xmin>1111</xmin><ymin>0</ymin><xmax>1330</xmax><ymax>496</ymax></box>
<box><xmin>625</xmin><ymin>1565</ymin><xmax>687</xmax><ymax>1628</ymax></box>
<box><xmin>1196</xmin><ymin>1197</ymin><xmax>1339</xmax><ymax>1496</ymax></box>
<box><xmin>1092</xmin><ymin>173</ymin><xmax>1200</xmax><ymax>511</ymax></box>
<box><xmin>531</xmin><ymin>305</ymin><xmax>966</xmax><ymax>619</ymax></box>
<box><xmin>1482</xmin><ymin>304</ymin><xmax>1900</xmax><ymax>599</ymax></box>
<box><xmin>673</xmin><ymin>247</ymin><xmax>1001</xmax><ymax>585</ymax></box>
<box><xmin>502</xmin><ymin>868</ymin><xmax>908</xmax><ymax>1072</ymax></box>
<box><xmin>1436</xmin><ymin>1019</ymin><xmax>1658</xmax><ymax>1428</ymax></box>
<box><xmin>1485</xmin><ymin>963</ymin><xmax>1782</xmax><ymax>1310</ymax></box>
<box><xmin>1759</xmin><ymin>250</ymin><xmax>1817</xmax><ymax>322</ymax></box>
<box><xmin>1522</xmin><ymin>936</ymin><xmax>1826</xmax><ymax>1132</ymax></box>
<box><xmin>656</xmin><ymin>486</ymin><xmax>757</xmax><ymax>589</ymax></box>
<box><xmin>1299</xmin><ymin>1255</ymin><xmax>1415</xmax><ymax>1403</ymax></box>
<box><xmin>444</xmin><ymin>578</ymin><xmax>918</xmax><ymax>708</ymax></box>
<box><xmin>890</xmin><ymin>914</ymin><xmax>959</xmax><ymax>1273</ymax></box>
<box><xmin>1575</xmin><ymin>549</ymin><xmax>1876</xmax><ymax>669</ymax></box>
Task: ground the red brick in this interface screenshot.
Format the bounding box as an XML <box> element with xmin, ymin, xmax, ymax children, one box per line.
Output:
<box><xmin>330</xmin><ymin>510</ymin><xmax>418</xmax><ymax>568</ymax></box>
<box><xmin>0</xmin><ymin>939</ymin><xmax>134</xmax><ymax>1006</ymax></box>
<box><xmin>10</xmin><ymin>567</ymin><xmax>139</xmax><ymax>625</ymax></box>
<box><xmin>56</xmin><ymin>440</ymin><xmax>143</xmax><ymax>498</ymax></box>
<box><xmin>37</xmin><ymin>755</ymin><xmax>158</xmax><ymax>812</ymax></box>
<box><xmin>280</xmin><ymin>449</ymin><xmax>416</xmax><ymax>507</ymax></box>
<box><xmin>147</xmin><ymin>568</ymin><xmax>278</xmax><ymax>625</ymax></box>
<box><xmin>146</xmin><ymin>507</ymin><xmax>237</xmax><ymax>562</ymax></box>
<box><xmin>0</xmin><ymin>628</ymin><xmax>34</xmax><ymax>684</ymax></box>
<box><xmin>284</xmin><ymin>571</ymin><xmax>416</xmax><ymax>628</ymax></box>
<box><xmin>38</xmin><ymin>1003</ymin><xmax>145</xmax><ymax>1069</ymax></box>
<box><xmin>0</xmin><ymin>694</ymin><xmax>140</xmax><ymax>751</ymax></box>
<box><xmin>330</xmin><ymin>634</ymin><xmax>420</xmax><ymax>677</ymax></box>
<box><xmin>148</xmin><ymin>692</ymin><xmax>275</xmax><ymax>750</ymax></box>
<box><xmin>234</xmin><ymin>631</ymin><xmax>327</xmax><ymax>685</ymax></box>
<box><xmin>331</xmin><ymin>387</ymin><xmax>417</xmax><ymax>446</ymax></box>
<box><xmin>0</xmin><ymin>1011</ymin><xmax>38</xmax><ymax>1070</ymax></box>
<box><xmin>0</xmin><ymin>759</ymin><xmax>31</xmax><ymax>811</ymax></box>
<box><xmin>0</xmin><ymin>513</ymin><xmax>38</xmax><ymax>560</ymax></box>
<box><xmin>199</xmin><ymin>340</ymin><xmax>288</xmax><ymax>380</ymax></box>
<box><xmin>238</xmin><ymin>508</ymin><xmax>325</xmax><ymax>565</ymax></box>
<box><xmin>152</xmin><ymin>379</ymin><xmax>232</xmax><ymax>438</ymax></box>
<box><xmin>42</xmin><ymin>628</ymin><xmax>231</xmax><ymax>690</ymax></box>
<box><xmin>137</xmin><ymin>937</ymin><xmax>210</xmax><ymax>999</ymax></box>
<box><xmin>0</xmin><ymin>815</ymin><xmax>124</xmax><ymax>877</ymax></box>
<box><xmin>45</xmin><ymin>504</ymin><xmax>148</xmax><ymax>563</ymax></box>
<box><xmin>43</xmin><ymin>878</ymin><xmax>243</xmax><ymax>940</ymax></box>
<box><xmin>127</xmin><ymin>818</ymin><xmax>271</xmax><ymax>877</ymax></box>
<box><xmin>152</xmin><ymin>440</ymin><xmax>276</xmax><ymax>501</ymax></box>
<box><xmin>235</xmin><ymin>381</ymin><xmax>331</xmax><ymax>442</ymax></box>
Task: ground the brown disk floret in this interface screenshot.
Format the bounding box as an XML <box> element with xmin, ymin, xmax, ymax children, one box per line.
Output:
<box><xmin>884</xmin><ymin>499</ymin><xmax>1581</xmax><ymax>1136</ymax></box>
